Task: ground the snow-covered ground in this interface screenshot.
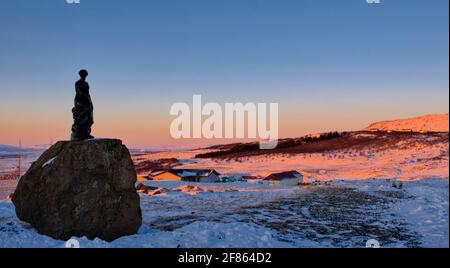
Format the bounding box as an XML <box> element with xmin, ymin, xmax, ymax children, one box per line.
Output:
<box><xmin>0</xmin><ymin>130</ymin><xmax>448</xmax><ymax>248</ymax></box>
<box><xmin>0</xmin><ymin>178</ymin><xmax>448</xmax><ymax>248</ymax></box>
<box><xmin>133</xmin><ymin>135</ymin><xmax>448</xmax><ymax>181</ymax></box>
<box><xmin>363</xmin><ymin>113</ymin><xmax>449</xmax><ymax>132</ymax></box>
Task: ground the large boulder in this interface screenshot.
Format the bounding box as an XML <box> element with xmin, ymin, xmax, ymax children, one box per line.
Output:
<box><xmin>12</xmin><ymin>139</ymin><xmax>142</xmax><ymax>242</ymax></box>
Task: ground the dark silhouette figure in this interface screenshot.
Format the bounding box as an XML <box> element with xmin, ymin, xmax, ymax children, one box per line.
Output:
<box><xmin>71</xmin><ymin>69</ymin><xmax>94</xmax><ymax>141</ymax></box>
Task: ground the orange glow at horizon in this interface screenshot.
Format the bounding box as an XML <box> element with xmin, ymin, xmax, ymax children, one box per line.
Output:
<box><xmin>1</xmin><ymin>98</ymin><xmax>448</xmax><ymax>149</ymax></box>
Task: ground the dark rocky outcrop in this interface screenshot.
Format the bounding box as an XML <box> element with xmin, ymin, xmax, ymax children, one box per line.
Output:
<box><xmin>12</xmin><ymin>139</ymin><xmax>142</xmax><ymax>242</ymax></box>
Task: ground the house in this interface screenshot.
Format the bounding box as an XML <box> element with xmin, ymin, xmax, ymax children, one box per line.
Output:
<box><xmin>150</xmin><ymin>169</ymin><xmax>221</xmax><ymax>183</ymax></box>
<box><xmin>263</xmin><ymin>170</ymin><xmax>303</xmax><ymax>186</ymax></box>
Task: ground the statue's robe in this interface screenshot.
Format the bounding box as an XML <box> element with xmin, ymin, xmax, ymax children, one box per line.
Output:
<box><xmin>71</xmin><ymin>79</ymin><xmax>94</xmax><ymax>141</ymax></box>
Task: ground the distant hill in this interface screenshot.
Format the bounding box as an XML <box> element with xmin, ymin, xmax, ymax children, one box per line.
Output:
<box><xmin>363</xmin><ymin>114</ymin><xmax>449</xmax><ymax>133</ymax></box>
<box><xmin>0</xmin><ymin>145</ymin><xmax>19</xmax><ymax>152</ymax></box>
<box><xmin>195</xmin><ymin>131</ymin><xmax>448</xmax><ymax>159</ymax></box>
<box><xmin>0</xmin><ymin>144</ymin><xmax>44</xmax><ymax>153</ymax></box>
<box><xmin>195</xmin><ymin>113</ymin><xmax>449</xmax><ymax>159</ymax></box>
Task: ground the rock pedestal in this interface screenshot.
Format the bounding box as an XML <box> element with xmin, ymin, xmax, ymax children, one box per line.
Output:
<box><xmin>12</xmin><ymin>139</ymin><xmax>142</xmax><ymax>242</ymax></box>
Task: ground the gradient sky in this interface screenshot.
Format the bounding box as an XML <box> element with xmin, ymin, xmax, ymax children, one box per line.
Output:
<box><xmin>0</xmin><ymin>0</ymin><xmax>448</xmax><ymax>149</ymax></box>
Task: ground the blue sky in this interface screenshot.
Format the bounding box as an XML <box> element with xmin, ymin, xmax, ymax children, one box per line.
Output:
<box><xmin>0</xmin><ymin>0</ymin><xmax>448</xmax><ymax>147</ymax></box>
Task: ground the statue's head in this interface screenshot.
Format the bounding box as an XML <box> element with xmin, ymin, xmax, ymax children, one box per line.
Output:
<box><xmin>79</xmin><ymin>69</ymin><xmax>88</xmax><ymax>79</ymax></box>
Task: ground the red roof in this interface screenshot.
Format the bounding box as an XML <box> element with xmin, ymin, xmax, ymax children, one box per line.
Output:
<box><xmin>263</xmin><ymin>170</ymin><xmax>302</xmax><ymax>181</ymax></box>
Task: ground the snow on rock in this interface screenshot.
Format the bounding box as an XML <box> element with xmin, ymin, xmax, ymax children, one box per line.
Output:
<box><xmin>176</xmin><ymin>185</ymin><xmax>204</xmax><ymax>195</ymax></box>
<box><xmin>42</xmin><ymin>156</ymin><xmax>57</xmax><ymax>167</ymax></box>
<box><xmin>363</xmin><ymin>113</ymin><xmax>449</xmax><ymax>133</ymax></box>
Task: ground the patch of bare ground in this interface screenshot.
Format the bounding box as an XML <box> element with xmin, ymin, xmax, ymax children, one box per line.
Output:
<box><xmin>0</xmin><ymin>171</ymin><xmax>20</xmax><ymax>181</ymax></box>
<box><xmin>0</xmin><ymin>220</ymin><xmax>22</xmax><ymax>235</ymax></box>
<box><xmin>236</xmin><ymin>186</ymin><xmax>420</xmax><ymax>247</ymax></box>
<box><xmin>149</xmin><ymin>215</ymin><xmax>198</xmax><ymax>231</ymax></box>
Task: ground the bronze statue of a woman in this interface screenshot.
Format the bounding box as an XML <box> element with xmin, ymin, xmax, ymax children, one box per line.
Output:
<box><xmin>71</xmin><ymin>69</ymin><xmax>94</xmax><ymax>141</ymax></box>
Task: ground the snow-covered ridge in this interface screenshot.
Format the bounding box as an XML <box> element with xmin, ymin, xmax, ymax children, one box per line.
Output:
<box><xmin>363</xmin><ymin>114</ymin><xmax>449</xmax><ymax>133</ymax></box>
